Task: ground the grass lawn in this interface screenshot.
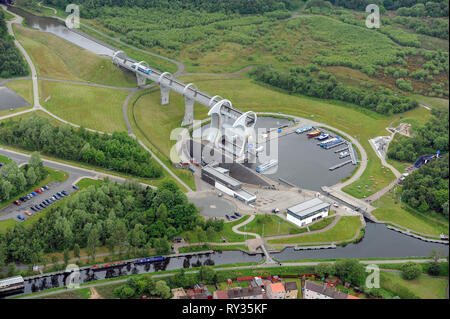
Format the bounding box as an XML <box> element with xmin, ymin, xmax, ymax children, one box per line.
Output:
<box><xmin>308</xmin><ymin>216</ymin><xmax>336</xmax><ymax>231</ymax></box>
<box><xmin>0</xmin><ymin>155</ymin><xmax>12</xmax><ymax>165</ymax></box>
<box><xmin>410</xmin><ymin>95</ymin><xmax>449</xmax><ymax>112</ymax></box>
<box><xmin>183</xmin><ymin>215</ymin><xmax>254</xmax><ymax>243</ymax></box>
<box><xmin>4</xmin><ymin>79</ymin><xmax>34</xmax><ymax>105</ymax></box>
<box><xmin>128</xmin><ymin>89</ymin><xmax>198</xmax><ymax>191</ymax></box>
<box><xmin>41</xmin><ymin>288</ymin><xmax>92</xmax><ymax>299</ymax></box>
<box><xmin>178</xmin><ymin>243</ymin><xmax>248</xmax><ymax>253</ymax></box>
<box><xmin>267</xmin><ymin>216</ymin><xmax>362</xmax><ymax>244</ymax></box>
<box><xmin>380</xmin><ymin>271</ymin><xmax>448</xmax><ymax>299</ymax></box>
<box><xmin>76</xmin><ymin>178</ymin><xmax>104</xmax><ymax>189</ymax></box>
<box><xmin>13</xmin><ymin>24</ymin><xmax>137</xmax><ymax>88</ymax></box>
<box><xmin>238</xmin><ymin>214</ymin><xmax>307</xmax><ymax>237</ymax></box>
<box><xmin>94</xmin><ymin>283</ymin><xmax>124</xmax><ymax>299</ymax></box>
<box><xmin>40</xmin><ymin>80</ymin><xmax>129</xmax><ymax>133</ymax></box>
<box><xmin>372</xmin><ymin>191</ymin><xmax>449</xmax><ymax>236</ymax></box>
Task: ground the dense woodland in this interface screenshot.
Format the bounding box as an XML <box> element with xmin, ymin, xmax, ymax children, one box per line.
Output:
<box><xmin>250</xmin><ymin>66</ymin><xmax>419</xmax><ymax>114</ymax></box>
<box><xmin>0</xmin><ymin>179</ymin><xmax>223</xmax><ymax>266</ymax></box>
<box><xmin>0</xmin><ymin>152</ymin><xmax>46</xmax><ymax>202</ymax></box>
<box><xmin>0</xmin><ymin>10</ymin><xmax>28</xmax><ymax>78</ymax></box>
<box><xmin>43</xmin><ymin>0</ymin><xmax>299</xmax><ymax>15</ymax></box>
<box><xmin>387</xmin><ymin>109</ymin><xmax>449</xmax><ymax>162</ymax></box>
<box><xmin>0</xmin><ymin>115</ymin><xmax>163</xmax><ymax>179</ymax></box>
<box><xmin>402</xmin><ymin>154</ymin><xmax>449</xmax><ymax>216</ymax></box>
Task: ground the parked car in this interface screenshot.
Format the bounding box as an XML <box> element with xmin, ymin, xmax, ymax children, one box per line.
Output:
<box><xmin>234</xmin><ymin>212</ymin><xmax>242</xmax><ymax>217</ymax></box>
<box><xmin>34</xmin><ymin>205</ymin><xmax>41</xmax><ymax>210</ymax></box>
<box><xmin>31</xmin><ymin>206</ymin><xmax>37</xmax><ymax>212</ymax></box>
<box><xmin>61</xmin><ymin>190</ymin><xmax>68</xmax><ymax>196</ymax></box>
<box><xmin>230</xmin><ymin>215</ymin><xmax>237</xmax><ymax>220</ymax></box>
<box><xmin>25</xmin><ymin>195</ymin><xmax>31</xmax><ymax>200</ymax></box>
<box><xmin>40</xmin><ymin>187</ymin><xmax>45</xmax><ymax>192</ymax></box>
<box><xmin>72</xmin><ymin>185</ymin><xmax>79</xmax><ymax>190</ymax></box>
<box><xmin>13</xmin><ymin>200</ymin><xmax>21</xmax><ymax>206</ymax></box>
<box><xmin>272</xmin><ymin>208</ymin><xmax>280</xmax><ymax>214</ymax></box>
<box><xmin>35</xmin><ymin>189</ymin><xmax>42</xmax><ymax>194</ymax></box>
<box><xmin>43</xmin><ymin>185</ymin><xmax>50</xmax><ymax>190</ymax></box>
<box><xmin>51</xmin><ymin>196</ymin><xmax>58</xmax><ymax>201</ymax></box>
<box><xmin>39</xmin><ymin>204</ymin><xmax>45</xmax><ymax>209</ymax></box>
<box><xmin>0</xmin><ymin>163</ymin><xmax>4</xmax><ymax>167</ymax></box>
<box><xmin>225</xmin><ymin>214</ymin><xmax>232</xmax><ymax>221</ymax></box>
<box><xmin>31</xmin><ymin>192</ymin><xmax>38</xmax><ymax>196</ymax></box>
<box><xmin>54</xmin><ymin>194</ymin><xmax>60</xmax><ymax>199</ymax></box>
<box><xmin>218</xmin><ymin>193</ymin><xmax>223</xmax><ymax>197</ymax></box>
<box><xmin>25</xmin><ymin>211</ymin><xmax>32</xmax><ymax>216</ymax></box>
<box><xmin>57</xmin><ymin>192</ymin><xmax>65</xmax><ymax>197</ymax></box>
<box><xmin>17</xmin><ymin>215</ymin><xmax>24</xmax><ymax>221</ymax></box>
<box><xmin>333</xmin><ymin>203</ymin><xmax>339</xmax><ymax>208</ymax></box>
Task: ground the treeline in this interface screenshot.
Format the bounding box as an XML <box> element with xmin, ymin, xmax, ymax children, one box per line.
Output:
<box><xmin>0</xmin><ymin>179</ymin><xmax>212</xmax><ymax>265</ymax></box>
<box><xmin>402</xmin><ymin>154</ymin><xmax>449</xmax><ymax>215</ymax></box>
<box><xmin>250</xmin><ymin>66</ymin><xmax>419</xmax><ymax>114</ymax></box>
<box><xmin>0</xmin><ymin>10</ymin><xmax>28</xmax><ymax>78</ymax></box>
<box><xmin>0</xmin><ymin>152</ymin><xmax>46</xmax><ymax>202</ymax></box>
<box><xmin>326</xmin><ymin>0</ymin><xmax>449</xmax><ymax>17</ymax></box>
<box><xmin>387</xmin><ymin>109</ymin><xmax>449</xmax><ymax>162</ymax></box>
<box><xmin>392</xmin><ymin>16</ymin><xmax>448</xmax><ymax>40</ymax></box>
<box><xmin>0</xmin><ymin>115</ymin><xmax>163</xmax><ymax>179</ymax></box>
<box><xmin>43</xmin><ymin>0</ymin><xmax>298</xmax><ymax>16</ymax></box>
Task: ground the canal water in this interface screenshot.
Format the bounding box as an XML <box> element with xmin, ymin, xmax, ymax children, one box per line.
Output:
<box><xmin>3</xmin><ymin>221</ymin><xmax>446</xmax><ymax>298</ymax></box>
<box><xmin>6</xmin><ymin>6</ymin><xmax>115</xmax><ymax>56</ymax></box>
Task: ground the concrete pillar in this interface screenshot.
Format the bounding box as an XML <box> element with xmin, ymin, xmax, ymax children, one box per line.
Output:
<box><xmin>160</xmin><ymin>84</ymin><xmax>170</xmax><ymax>105</ymax></box>
<box><xmin>182</xmin><ymin>96</ymin><xmax>194</xmax><ymax>126</ymax></box>
<box><xmin>136</xmin><ymin>73</ymin><xmax>146</xmax><ymax>87</ymax></box>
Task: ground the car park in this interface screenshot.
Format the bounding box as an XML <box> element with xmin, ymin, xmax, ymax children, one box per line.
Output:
<box><xmin>39</xmin><ymin>204</ymin><xmax>45</xmax><ymax>209</ymax></box>
<box><xmin>230</xmin><ymin>215</ymin><xmax>237</xmax><ymax>219</ymax></box>
<box><xmin>31</xmin><ymin>192</ymin><xmax>38</xmax><ymax>196</ymax></box>
<box><xmin>40</xmin><ymin>187</ymin><xmax>45</xmax><ymax>192</ymax></box>
<box><xmin>57</xmin><ymin>192</ymin><xmax>64</xmax><ymax>197</ymax></box>
<box><xmin>61</xmin><ymin>190</ymin><xmax>68</xmax><ymax>196</ymax></box>
<box><xmin>234</xmin><ymin>212</ymin><xmax>242</xmax><ymax>217</ymax></box>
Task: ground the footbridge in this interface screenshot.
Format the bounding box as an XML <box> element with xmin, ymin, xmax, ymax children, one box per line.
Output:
<box><xmin>112</xmin><ymin>51</ymin><xmax>260</xmax><ymax>160</ymax></box>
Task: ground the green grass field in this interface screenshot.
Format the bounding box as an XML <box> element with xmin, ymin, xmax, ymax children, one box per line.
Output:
<box><xmin>41</xmin><ymin>288</ymin><xmax>92</xmax><ymax>299</ymax></box>
<box><xmin>4</xmin><ymin>79</ymin><xmax>34</xmax><ymax>105</ymax></box>
<box><xmin>372</xmin><ymin>191</ymin><xmax>449</xmax><ymax>237</ymax></box>
<box><xmin>13</xmin><ymin>24</ymin><xmax>137</xmax><ymax>87</ymax></box>
<box><xmin>76</xmin><ymin>178</ymin><xmax>104</xmax><ymax>189</ymax></box>
<box><xmin>380</xmin><ymin>271</ymin><xmax>448</xmax><ymax>299</ymax></box>
<box><xmin>267</xmin><ymin>216</ymin><xmax>362</xmax><ymax>244</ymax></box>
<box><xmin>238</xmin><ymin>214</ymin><xmax>307</xmax><ymax>237</ymax></box>
<box><xmin>40</xmin><ymin>80</ymin><xmax>129</xmax><ymax>133</ymax></box>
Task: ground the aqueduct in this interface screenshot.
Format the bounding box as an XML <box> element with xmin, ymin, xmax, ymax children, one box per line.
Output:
<box><xmin>112</xmin><ymin>51</ymin><xmax>260</xmax><ymax>160</ymax></box>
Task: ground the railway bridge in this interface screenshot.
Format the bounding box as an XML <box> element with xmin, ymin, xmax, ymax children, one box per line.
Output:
<box><xmin>112</xmin><ymin>51</ymin><xmax>260</xmax><ymax>160</ymax></box>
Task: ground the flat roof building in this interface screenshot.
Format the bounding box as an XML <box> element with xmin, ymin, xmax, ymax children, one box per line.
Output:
<box><xmin>286</xmin><ymin>198</ymin><xmax>330</xmax><ymax>227</ymax></box>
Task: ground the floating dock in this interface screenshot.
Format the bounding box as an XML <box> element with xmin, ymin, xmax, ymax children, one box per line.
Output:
<box><xmin>324</xmin><ymin>141</ymin><xmax>345</xmax><ymax>150</ymax></box>
<box><xmin>339</xmin><ymin>153</ymin><xmax>350</xmax><ymax>159</ymax></box>
<box><xmin>386</xmin><ymin>226</ymin><xmax>449</xmax><ymax>245</ymax></box>
<box><xmin>334</xmin><ymin>147</ymin><xmax>349</xmax><ymax>153</ymax></box>
<box><xmin>294</xmin><ymin>244</ymin><xmax>336</xmax><ymax>250</ymax></box>
<box><xmin>329</xmin><ymin>160</ymin><xmax>353</xmax><ymax>171</ymax></box>
<box><xmin>348</xmin><ymin>143</ymin><xmax>357</xmax><ymax>165</ymax></box>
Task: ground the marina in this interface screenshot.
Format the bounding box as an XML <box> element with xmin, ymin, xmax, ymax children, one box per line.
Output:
<box><xmin>329</xmin><ymin>160</ymin><xmax>353</xmax><ymax>171</ymax></box>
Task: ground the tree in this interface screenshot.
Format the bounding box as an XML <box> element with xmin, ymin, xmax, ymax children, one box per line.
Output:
<box><xmin>73</xmin><ymin>243</ymin><xmax>80</xmax><ymax>259</ymax></box>
<box><xmin>26</xmin><ymin>166</ymin><xmax>37</xmax><ymax>187</ymax></box>
<box><xmin>114</xmin><ymin>285</ymin><xmax>136</xmax><ymax>299</ymax></box>
<box><xmin>333</xmin><ymin>259</ymin><xmax>366</xmax><ymax>286</ymax></box>
<box><xmin>315</xmin><ymin>262</ymin><xmax>334</xmax><ymax>278</ymax></box>
<box><xmin>87</xmin><ymin>227</ymin><xmax>100</xmax><ymax>261</ymax></box>
<box><xmin>7</xmin><ymin>263</ymin><xmax>15</xmax><ymax>276</ymax></box>
<box><xmin>154</xmin><ymin>280</ymin><xmax>171</xmax><ymax>299</ymax></box>
<box><xmin>401</xmin><ymin>262</ymin><xmax>422</xmax><ymax>280</ymax></box>
<box><xmin>198</xmin><ymin>266</ymin><xmax>217</xmax><ymax>284</ymax></box>
<box><xmin>63</xmin><ymin>249</ymin><xmax>70</xmax><ymax>265</ymax></box>
<box><xmin>153</xmin><ymin>238</ymin><xmax>170</xmax><ymax>254</ymax></box>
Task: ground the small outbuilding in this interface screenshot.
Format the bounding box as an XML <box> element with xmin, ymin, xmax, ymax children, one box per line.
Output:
<box><xmin>286</xmin><ymin>198</ymin><xmax>330</xmax><ymax>227</ymax></box>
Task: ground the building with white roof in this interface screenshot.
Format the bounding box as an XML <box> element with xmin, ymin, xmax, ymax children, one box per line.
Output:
<box><xmin>286</xmin><ymin>198</ymin><xmax>330</xmax><ymax>227</ymax></box>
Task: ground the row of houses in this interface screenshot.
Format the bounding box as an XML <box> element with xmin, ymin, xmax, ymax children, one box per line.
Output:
<box><xmin>171</xmin><ymin>277</ymin><xmax>299</xmax><ymax>300</ymax></box>
<box><xmin>171</xmin><ymin>279</ymin><xmax>360</xmax><ymax>300</ymax></box>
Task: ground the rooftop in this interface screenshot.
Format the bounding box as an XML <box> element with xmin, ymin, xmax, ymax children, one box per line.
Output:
<box><xmin>227</xmin><ymin>287</ymin><xmax>263</xmax><ymax>298</ymax></box>
<box><xmin>287</xmin><ymin>198</ymin><xmax>330</xmax><ymax>220</ymax></box>
<box><xmin>215</xmin><ymin>290</ymin><xmax>229</xmax><ymax>299</ymax></box>
<box><xmin>202</xmin><ymin>166</ymin><xmax>242</xmax><ymax>188</ymax></box>
<box><xmin>269</xmin><ymin>282</ymin><xmax>286</xmax><ymax>293</ymax></box>
<box><xmin>304</xmin><ymin>281</ymin><xmax>348</xmax><ymax>299</ymax></box>
<box><xmin>284</xmin><ymin>281</ymin><xmax>298</xmax><ymax>291</ymax></box>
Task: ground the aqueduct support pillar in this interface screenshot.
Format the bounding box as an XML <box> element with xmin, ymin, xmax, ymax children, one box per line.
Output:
<box><xmin>136</xmin><ymin>73</ymin><xmax>146</xmax><ymax>87</ymax></box>
<box><xmin>182</xmin><ymin>96</ymin><xmax>194</xmax><ymax>126</ymax></box>
<box><xmin>160</xmin><ymin>84</ymin><xmax>170</xmax><ymax>105</ymax></box>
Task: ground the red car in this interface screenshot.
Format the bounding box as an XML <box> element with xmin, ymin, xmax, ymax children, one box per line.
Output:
<box><xmin>13</xmin><ymin>200</ymin><xmax>21</xmax><ymax>206</ymax></box>
<box><xmin>35</xmin><ymin>189</ymin><xmax>42</xmax><ymax>194</ymax></box>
